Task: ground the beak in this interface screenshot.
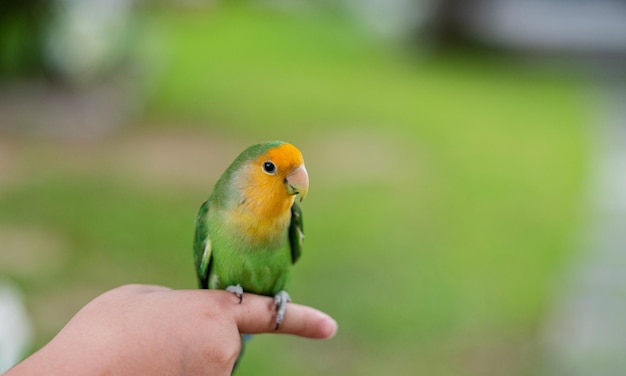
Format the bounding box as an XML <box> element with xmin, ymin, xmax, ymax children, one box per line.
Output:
<box><xmin>285</xmin><ymin>164</ymin><xmax>309</xmax><ymax>202</ymax></box>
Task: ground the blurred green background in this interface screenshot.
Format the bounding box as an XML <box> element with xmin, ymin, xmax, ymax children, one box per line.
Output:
<box><xmin>0</xmin><ymin>1</ymin><xmax>591</xmax><ymax>375</ymax></box>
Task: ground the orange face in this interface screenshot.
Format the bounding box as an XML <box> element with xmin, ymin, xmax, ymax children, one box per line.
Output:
<box><xmin>242</xmin><ymin>143</ymin><xmax>308</xmax><ymax>220</ymax></box>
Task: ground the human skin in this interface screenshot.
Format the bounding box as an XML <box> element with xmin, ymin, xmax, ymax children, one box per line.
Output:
<box><xmin>4</xmin><ymin>284</ymin><xmax>337</xmax><ymax>376</ymax></box>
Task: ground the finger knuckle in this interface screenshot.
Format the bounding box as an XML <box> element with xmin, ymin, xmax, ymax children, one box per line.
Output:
<box><xmin>206</xmin><ymin>338</ymin><xmax>241</xmax><ymax>367</ymax></box>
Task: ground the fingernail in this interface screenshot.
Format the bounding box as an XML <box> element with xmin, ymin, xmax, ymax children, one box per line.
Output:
<box><xmin>319</xmin><ymin>317</ymin><xmax>338</xmax><ymax>339</ymax></box>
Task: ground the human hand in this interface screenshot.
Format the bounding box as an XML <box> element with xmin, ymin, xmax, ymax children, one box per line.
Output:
<box><xmin>5</xmin><ymin>284</ymin><xmax>337</xmax><ymax>376</ymax></box>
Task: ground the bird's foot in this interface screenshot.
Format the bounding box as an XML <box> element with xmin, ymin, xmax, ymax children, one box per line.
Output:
<box><xmin>226</xmin><ymin>284</ymin><xmax>244</xmax><ymax>304</ymax></box>
<box><xmin>273</xmin><ymin>290</ymin><xmax>291</xmax><ymax>330</ymax></box>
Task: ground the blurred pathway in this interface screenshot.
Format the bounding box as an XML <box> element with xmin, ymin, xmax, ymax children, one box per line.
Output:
<box><xmin>0</xmin><ymin>79</ymin><xmax>134</xmax><ymax>140</ymax></box>
<box><xmin>544</xmin><ymin>76</ymin><xmax>626</xmax><ymax>375</ymax></box>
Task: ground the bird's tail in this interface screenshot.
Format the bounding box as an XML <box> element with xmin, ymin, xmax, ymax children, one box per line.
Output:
<box><xmin>232</xmin><ymin>334</ymin><xmax>253</xmax><ymax>374</ymax></box>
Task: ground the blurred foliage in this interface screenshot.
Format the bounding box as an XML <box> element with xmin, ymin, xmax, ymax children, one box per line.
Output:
<box><xmin>0</xmin><ymin>0</ymin><xmax>51</xmax><ymax>77</ymax></box>
<box><xmin>0</xmin><ymin>2</ymin><xmax>589</xmax><ymax>375</ymax></box>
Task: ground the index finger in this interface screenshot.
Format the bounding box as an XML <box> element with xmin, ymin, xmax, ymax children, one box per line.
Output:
<box><xmin>232</xmin><ymin>293</ymin><xmax>337</xmax><ymax>339</ymax></box>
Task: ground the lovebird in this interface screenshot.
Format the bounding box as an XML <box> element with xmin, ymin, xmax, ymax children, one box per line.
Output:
<box><xmin>193</xmin><ymin>141</ymin><xmax>308</xmax><ymax>331</ymax></box>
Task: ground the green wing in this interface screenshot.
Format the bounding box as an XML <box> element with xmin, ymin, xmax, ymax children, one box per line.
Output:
<box><xmin>288</xmin><ymin>202</ymin><xmax>304</xmax><ymax>264</ymax></box>
<box><xmin>193</xmin><ymin>200</ymin><xmax>213</xmax><ymax>289</ymax></box>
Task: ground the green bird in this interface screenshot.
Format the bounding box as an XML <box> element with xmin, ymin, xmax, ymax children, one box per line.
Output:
<box><xmin>193</xmin><ymin>141</ymin><xmax>308</xmax><ymax>330</ymax></box>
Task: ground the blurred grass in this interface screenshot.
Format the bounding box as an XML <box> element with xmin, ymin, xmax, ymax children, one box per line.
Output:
<box><xmin>0</xmin><ymin>3</ymin><xmax>588</xmax><ymax>375</ymax></box>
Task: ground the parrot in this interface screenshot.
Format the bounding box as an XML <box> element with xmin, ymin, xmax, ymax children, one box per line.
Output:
<box><xmin>193</xmin><ymin>141</ymin><xmax>308</xmax><ymax>333</ymax></box>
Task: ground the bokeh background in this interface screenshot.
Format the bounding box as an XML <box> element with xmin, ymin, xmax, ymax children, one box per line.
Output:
<box><xmin>1</xmin><ymin>0</ymin><xmax>626</xmax><ymax>375</ymax></box>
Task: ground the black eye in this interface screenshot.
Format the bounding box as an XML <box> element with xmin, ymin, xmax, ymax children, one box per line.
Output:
<box><xmin>262</xmin><ymin>161</ymin><xmax>276</xmax><ymax>174</ymax></box>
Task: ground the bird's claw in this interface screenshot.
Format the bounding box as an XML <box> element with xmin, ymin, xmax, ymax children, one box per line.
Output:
<box><xmin>274</xmin><ymin>291</ymin><xmax>291</xmax><ymax>330</ymax></box>
<box><xmin>226</xmin><ymin>284</ymin><xmax>244</xmax><ymax>304</ymax></box>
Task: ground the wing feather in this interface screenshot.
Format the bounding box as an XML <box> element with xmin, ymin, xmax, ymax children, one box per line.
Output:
<box><xmin>193</xmin><ymin>200</ymin><xmax>213</xmax><ymax>288</ymax></box>
<box><xmin>288</xmin><ymin>202</ymin><xmax>304</xmax><ymax>264</ymax></box>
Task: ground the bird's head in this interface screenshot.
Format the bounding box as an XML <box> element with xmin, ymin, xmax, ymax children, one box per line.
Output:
<box><xmin>223</xmin><ymin>141</ymin><xmax>308</xmax><ymax>217</ymax></box>
<box><xmin>255</xmin><ymin>142</ymin><xmax>308</xmax><ymax>202</ymax></box>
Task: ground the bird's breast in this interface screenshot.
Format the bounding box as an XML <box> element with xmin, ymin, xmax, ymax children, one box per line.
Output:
<box><xmin>224</xmin><ymin>203</ymin><xmax>293</xmax><ymax>250</ymax></box>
